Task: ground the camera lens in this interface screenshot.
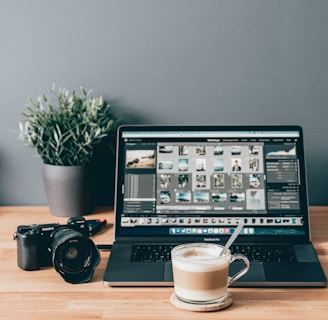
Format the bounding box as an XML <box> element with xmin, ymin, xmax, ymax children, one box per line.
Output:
<box><xmin>51</xmin><ymin>228</ymin><xmax>100</xmax><ymax>284</ymax></box>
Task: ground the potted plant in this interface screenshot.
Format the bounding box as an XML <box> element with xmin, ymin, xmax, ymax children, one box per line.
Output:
<box><xmin>18</xmin><ymin>85</ymin><xmax>120</xmax><ymax>217</ymax></box>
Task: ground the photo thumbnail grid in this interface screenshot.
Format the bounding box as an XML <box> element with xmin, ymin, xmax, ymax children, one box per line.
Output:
<box><xmin>156</xmin><ymin>143</ymin><xmax>266</xmax><ymax>212</ymax></box>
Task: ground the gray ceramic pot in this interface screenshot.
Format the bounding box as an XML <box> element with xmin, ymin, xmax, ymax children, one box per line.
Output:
<box><xmin>42</xmin><ymin>163</ymin><xmax>94</xmax><ymax>217</ymax></box>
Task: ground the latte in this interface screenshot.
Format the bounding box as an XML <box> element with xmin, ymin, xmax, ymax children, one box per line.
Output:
<box><xmin>171</xmin><ymin>244</ymin><xmax>230</xmax><ymax>302</ymax></box>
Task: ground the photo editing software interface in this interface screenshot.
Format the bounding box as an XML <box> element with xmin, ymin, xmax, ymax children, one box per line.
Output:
<box><xmin>119</xmin><ymin>129</ymin><xmax>305</xmax><ymax>236</ymax></box>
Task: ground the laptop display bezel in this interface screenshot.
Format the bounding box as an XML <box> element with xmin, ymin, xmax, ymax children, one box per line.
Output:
<box><xmin>113</xmin><ymin>125</ymin><xmax>310</xmax><ymax>244</ymax></box>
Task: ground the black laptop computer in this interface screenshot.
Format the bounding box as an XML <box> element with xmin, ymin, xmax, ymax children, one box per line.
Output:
<box><xmin>103</xmin><ymin>125</ymin><xmax>327</xmax><ymax>287</ymax></box>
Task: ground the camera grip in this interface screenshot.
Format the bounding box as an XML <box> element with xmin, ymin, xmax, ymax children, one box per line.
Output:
<box><xmin>16</xmin><ymin>232</ymin><xmax>40</xmax><ymax>271</ymax></box>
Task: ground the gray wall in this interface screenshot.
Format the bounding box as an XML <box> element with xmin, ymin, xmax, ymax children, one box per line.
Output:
<box><xmin>1</xmin><ymin>0</ymin><xmax>328</xmax><ymax>205</ymax></box>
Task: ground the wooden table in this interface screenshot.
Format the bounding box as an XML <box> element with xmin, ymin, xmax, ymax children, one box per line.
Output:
<box><xmin>1</xmin><ymin>206</ymin><xmax>327</xmax><ymax>319</ymax></box>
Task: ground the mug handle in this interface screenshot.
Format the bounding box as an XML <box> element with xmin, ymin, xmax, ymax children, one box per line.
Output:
<box><xmin>228</xmin><ymin>254</ymin><xmax>250</xmax><ymax>285</ymax></box>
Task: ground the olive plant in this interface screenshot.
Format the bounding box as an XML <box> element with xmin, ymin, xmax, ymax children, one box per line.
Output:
<box><xmin>19</xmin><ymin>85</ymin><xmax>119</xmax><ymax>166</ymax></box>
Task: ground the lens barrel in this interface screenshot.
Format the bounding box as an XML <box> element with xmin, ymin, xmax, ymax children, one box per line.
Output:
<box><xmin>51</xmin><ymin>228</ymin><xmax>100</xmax><ymax>284</ymax></box>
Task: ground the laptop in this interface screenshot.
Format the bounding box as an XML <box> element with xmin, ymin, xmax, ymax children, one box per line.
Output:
<box><xmin>103</xmin><ymin>125</ymin><xmax>327</xmax><ymax>287</ymax></box>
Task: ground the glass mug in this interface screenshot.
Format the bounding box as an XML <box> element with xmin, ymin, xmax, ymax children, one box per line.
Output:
<box><xmin>171</xmin><ymin>243</ymin><xmax>250</xmax><ymax>304</ymax></box>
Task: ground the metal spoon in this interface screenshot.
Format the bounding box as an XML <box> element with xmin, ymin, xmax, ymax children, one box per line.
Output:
<box><xmin>220</xmin><ymin>222</ymin><xmax>244</xmax><ymax>256</ymax></box>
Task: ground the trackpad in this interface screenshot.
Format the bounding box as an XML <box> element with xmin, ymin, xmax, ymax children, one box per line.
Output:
<box><xmin>164</xmin><ymin>262</ymin><xmax>173</xmax><ymax>282</ymax></box>
<box><xmin>229</xmin><ymin>262</ymin><xmax>265</xmax><ymax>284</ymax></box>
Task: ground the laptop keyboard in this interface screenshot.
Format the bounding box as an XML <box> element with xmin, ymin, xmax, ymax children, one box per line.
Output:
<box><xmin>230</xmin><ymin>244</ymin><xmax>296</xmax><ymax>263</ymax></box>
<box><xmin>130</xmin><ymin>244</ymin><xmax>297</xmax><ymax>263</ymax></box>
<box><xmin>131</xmin><ymin>244</ymin><xmax>176</xmax><ymax>262</ymax></box>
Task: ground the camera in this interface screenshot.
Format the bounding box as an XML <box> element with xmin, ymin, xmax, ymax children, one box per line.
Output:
<box><xmin>13</xmin><ymin>217</ymin><xmax>100</xmax><ymax>284</ymax></box>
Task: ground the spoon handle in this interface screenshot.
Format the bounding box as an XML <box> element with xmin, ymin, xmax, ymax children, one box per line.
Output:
<box><xmin>221</xmin><ymin>222</ymin><xmax>244</xmax><ymax>256</ymax></box>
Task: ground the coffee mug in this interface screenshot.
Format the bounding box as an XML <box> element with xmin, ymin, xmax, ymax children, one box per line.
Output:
<box><xmin>171</xmin><ymin>243</ymin><xmax>250</xmax><ymax>304</ymax></box>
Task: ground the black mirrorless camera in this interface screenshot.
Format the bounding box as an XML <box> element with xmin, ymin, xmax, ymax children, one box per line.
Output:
<box><xmin>13</xmin><ymin>217</ymin><xmax>100</xmax><ymax>284</ymax></box>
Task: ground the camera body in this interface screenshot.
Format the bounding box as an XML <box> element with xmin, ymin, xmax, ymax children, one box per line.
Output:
<box><xmin>14</xmin><ymin>217</ymin><xmax>88</xmax><ymax>271</ymax></box>
<box><xmin>14</xmin><ymin>217</ymin><xmax>100</xmax><ymax>283</ymax></box>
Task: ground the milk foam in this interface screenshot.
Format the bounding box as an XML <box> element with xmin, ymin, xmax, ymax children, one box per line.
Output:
<box><xmin>174</xmin><ymin>247</ymin><xmax>230</xmax><ymax>272</ymax></box>
<box><xmin>181</xmin><ymin>247</ymin><xmax>220</xmax><ymax>259</ymax></box>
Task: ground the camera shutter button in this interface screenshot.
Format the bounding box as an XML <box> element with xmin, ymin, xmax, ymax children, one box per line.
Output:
<box><xmin>27</xmin><ymin>225</ymin><xmax>40</xmax><ymax>235</ymax></box>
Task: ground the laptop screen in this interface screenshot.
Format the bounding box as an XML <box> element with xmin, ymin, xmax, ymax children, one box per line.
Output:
<box><xmin>115</xmin><ymin>125</ymin><xmax>309</xmax><ymax>240</ymax></box>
